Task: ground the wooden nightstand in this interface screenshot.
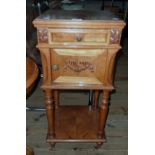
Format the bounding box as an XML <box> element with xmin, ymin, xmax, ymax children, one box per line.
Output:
<box><xmin>33</xmin><ymin>10</ymin><xmax>125</xmax><ymax>147</ymax></box>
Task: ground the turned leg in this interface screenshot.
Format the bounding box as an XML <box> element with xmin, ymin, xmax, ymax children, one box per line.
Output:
<box><xmin>93</xmin><ymin>90</ymin><xmax>100</xmax><ymax>110</ymax></box>
<box><xmin>44</xmin><ymin>90</ymin><xmax>55</xmax><ymax>140</ymax></box>
<box><xmin>54</xmin><ymin>90</ymin><xmax>59</xmax><ymax>109</ymax></box>
<box><xmin>97</xmin><ymin>90</ymin><xmax>110</xmax><ymax>147</ymax></box>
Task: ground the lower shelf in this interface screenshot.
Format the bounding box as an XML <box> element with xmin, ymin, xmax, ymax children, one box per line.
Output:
<box><xmin>53</xmin><ymin>76</ymin><xmax>103</xmax><ymax>85</ymax></box>
<box><xmin>46</xmin><ymin>106</ymin><xmax>106</xmax><ymax>143</ymax></box>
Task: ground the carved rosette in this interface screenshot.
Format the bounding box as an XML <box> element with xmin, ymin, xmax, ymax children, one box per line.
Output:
<box><xmin>64</xmin><ymin>59</ymin><xmax>94</xmax><ymax>72</ymax></box>
<box><xmin>38</xmin><ymin>28</ymin><xmax>48</xmax><ymax>43</ymax></box>
<box><xmin>110</xmin><ymin>29</ymin><xmax>121</xmax><ymax>44</ymax></box>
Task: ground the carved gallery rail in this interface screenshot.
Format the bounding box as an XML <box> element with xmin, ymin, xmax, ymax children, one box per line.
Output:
<box><xmin>33</xmin><ymin>10</ymin><xmax>125</xmax><ymax>148</ymax></box>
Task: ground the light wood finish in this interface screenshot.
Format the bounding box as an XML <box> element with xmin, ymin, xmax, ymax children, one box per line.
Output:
<box><xmin>33</xmin><ymin>10</ymin><xmax>125</xmax><ymax>147</ymax></box>
<box><xmin>52</xmin><ymin>49</ymin><xmax>105</xmax><ymax>56</ymax></box>
<box><xmin>93</xmin><ymin>90</ymin><xmax>100</xmax><ymax>110</ymax></box>
<box><xmin>97</xmin><ymin>90</ymin><xmax>110</xmax><ymax>146</ymax></box>
<box><xmin>44</xmin><ymin>90</ymin><xmax>55</xmax><ymax>140</ymax></box>
<box><xmin>51</xmin><ymin>49</ymin><xmax>108</xmax><ymax>85</ymax></box>
<box><xmin>53</xmin><ymin>76</ymin><xmax>103</xmax><ymax>85</ymax></box>
<box><xmin>46</xmin><ymin>106</ymin><xmax>105</xmax><ymax>143</ymax></box>
<box><xmin>54</xmin><ymin>90</ymin><xmax>59</xmax><ymax>108</ymax></box>
<box><xmin>49</xmin><ymin>29</ymin><xmax>110</xmax><ymax>44</ymax></box>
<box><xmin>42</xmin><ymin>82</ymin><xmax>113</xmax><ymax>90</ymax></box>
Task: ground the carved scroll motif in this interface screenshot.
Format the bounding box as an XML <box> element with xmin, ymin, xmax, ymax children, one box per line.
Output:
<box><xmin>110</xmin><ymin>29</ymin><xmax>121</xmax><ymax>44</ymax></box>
<box><xmin>64</xmin><ymin>59</ymin><xmax>94</xmax><ymax>72</ymax></box>
<box><xmin>38</xmin><ymin>28</ymin><xmax>48</xmax><ymax>43</ymax></box>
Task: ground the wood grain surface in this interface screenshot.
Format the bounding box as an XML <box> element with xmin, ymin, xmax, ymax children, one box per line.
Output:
<box><xmin>33</xmin><ymin>9</ymin><xmax>125</xmax><ymax>147</ymax></box>
<box><xmin>26</xmin><ymin>57</ymin><xmax>39</xmax><ymax>94</ymax></box>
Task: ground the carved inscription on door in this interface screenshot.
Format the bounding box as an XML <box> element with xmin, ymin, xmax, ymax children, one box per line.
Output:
<box><xmin>64</xmin><ymin>59</ymin><xmax>94</xmax><ymax>73</ymax></box>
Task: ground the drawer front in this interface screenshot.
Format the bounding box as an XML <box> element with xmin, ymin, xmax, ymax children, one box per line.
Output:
<box><xmin>49</xmin><ymin>29</ymin><xmax>110</xmax><ymax>44</ymax></box>
<box><xmin>50</xmin><ymin>49</ymin><xmax>108</xmax><ymax>84</ymax></box>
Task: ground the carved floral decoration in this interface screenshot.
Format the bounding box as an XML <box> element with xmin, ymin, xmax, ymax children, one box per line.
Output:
<box><xmin>64</xmin><ymin>59</ymin><xmax>94</xmax><ymax>73</ymax></box>
<box><xmin>110</xmin><ymin>29</ymin><xmax>121</xmax><ymax>44</ymax></box>
<box><xmin>38</xmin><ymin>28</ymin><xmax>48</xmax><ymax>43</ymax></box>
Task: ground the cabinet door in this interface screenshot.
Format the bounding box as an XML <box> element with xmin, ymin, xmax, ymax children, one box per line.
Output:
<box><xmin>50</xmin><ymin>49</ymin><xmax>107</xmax><ymax>85</ymax></box>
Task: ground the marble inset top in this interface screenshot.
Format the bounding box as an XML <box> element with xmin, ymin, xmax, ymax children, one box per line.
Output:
<box><xmin>35</xmin><ymin>10</ymin><xmax>121</xmax><ymax>22</ymax></box>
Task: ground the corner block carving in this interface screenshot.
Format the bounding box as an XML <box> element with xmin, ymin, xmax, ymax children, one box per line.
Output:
<box><xmin>110</xmin><ymin>29</ymin><xmax>121</xmax><ymax>44</ymax></box>
<box><xmin>38</xmin><ymin>28</ymin><xmax>48</xmax><ymax>43</ymax></box>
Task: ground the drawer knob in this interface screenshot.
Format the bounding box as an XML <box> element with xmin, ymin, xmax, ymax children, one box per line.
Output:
<box><xmin>52</xmin><ymin>64</ymin><xmax>59</xmax><ymax>71</ymax></box>
<box><xmin>75</xmin><ymin>35</ymin><xmax>82</xmax><ymax>42</ymax></box>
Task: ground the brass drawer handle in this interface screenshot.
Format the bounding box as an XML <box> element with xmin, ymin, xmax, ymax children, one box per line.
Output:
<box><xmin>75</xmin><ymin>35</ymin><xmax>82</xmax><ymax>42</ymax></box>
<box><xmin>52</xmin><ymin>64</ymin><xmax>59</xmax><ymax>71</ymax></box>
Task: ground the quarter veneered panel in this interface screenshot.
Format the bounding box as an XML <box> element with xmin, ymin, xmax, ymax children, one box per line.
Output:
<box><xmin>51</xmin><ymin>49</ymin><xmax>108</xmax><ymax>84</ymax></box>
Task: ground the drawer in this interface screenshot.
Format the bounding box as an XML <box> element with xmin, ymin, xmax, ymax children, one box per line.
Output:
<box><xmin>50</xmin><ymin>49</ymin><xmax>108</xmax><ymax>84</ymax></box>
<box><xmin>48</xmin><ymin>29</ymin><xmax>110</xmax><ymax>44</ymax></box>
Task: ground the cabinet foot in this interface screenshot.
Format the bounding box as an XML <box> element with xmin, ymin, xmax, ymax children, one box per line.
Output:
<box><xmin>50</xmin><ymin>142</ymin><xmax>56</xmax><ymax>150</ymax></box>
<box><xmin>95</xmin><ymin>142</ymin><xmax>103</xmax><ymax>149</ymax></box>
